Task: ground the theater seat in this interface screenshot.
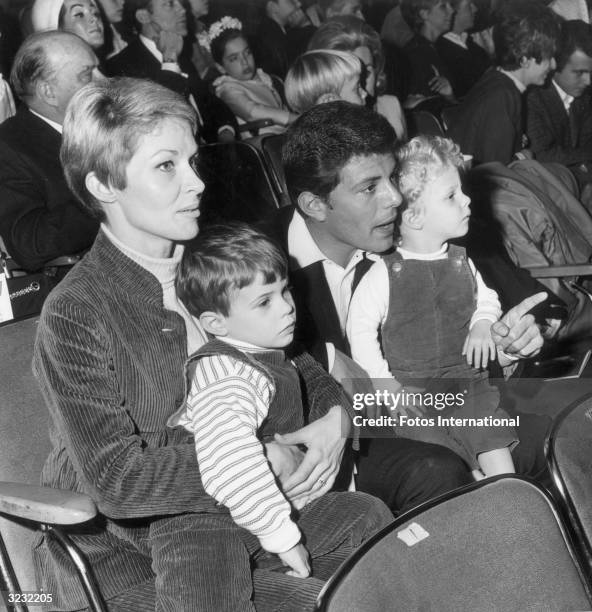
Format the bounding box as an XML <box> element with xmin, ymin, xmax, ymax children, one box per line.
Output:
<box><xmin>316</xmin><ymin>476</ymin><xmax>592</xmax><ymax>611</ymax></box>
<box><xmin>0</xmin><ymin>316</ymin><xmax>106</xmax><ymax>610</ymax></box>
<box><xmin>194</xmin><ymin>141</ymin><xmax>282</xmax><ymax>227</ymax></box>
<box><xmin>405</xmin><ymin>109</ymin><xmax>445</xmax><ymax>138</ymax></box>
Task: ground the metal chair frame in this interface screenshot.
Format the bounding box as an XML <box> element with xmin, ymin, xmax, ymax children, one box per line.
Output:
<box><xmin>0</xmin><ymin>316</ymin><xmax>106</xmax><ymax>611</ymax></box>
<box><xmin>546</xmin><ymin>392</ymin><xmax>592</xmax><ymax>577</ymax></box>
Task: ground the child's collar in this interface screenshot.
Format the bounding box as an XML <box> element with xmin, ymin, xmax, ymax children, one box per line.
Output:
<box><xmin>223</xmin><ymin>336</ymin><xmax>285</xmax><ymax>354</ymax></box>
<box><xmin>397</xmin><ymin>244</ymin><xmax>448</xmax><ymax>260</ymax></box>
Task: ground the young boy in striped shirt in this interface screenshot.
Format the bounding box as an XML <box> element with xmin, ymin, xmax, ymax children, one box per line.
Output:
<box><xmin>170</xmin><ymin>221</ymin><xmax>364</xmax><ymax>585</ymax></box>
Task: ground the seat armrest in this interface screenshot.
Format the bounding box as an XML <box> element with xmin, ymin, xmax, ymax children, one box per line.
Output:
<box><xmin>45</xmin><ymin>255</ymin><xmax>81</xmax><ymax>267</ymax></box>
<box><xmin>0</xmin><ymin>482</ymin><xmax>97</xmax><ymax>525</ymax></box>
<box><xmin>238</xmin><ymin>118</ymin><xmax>275</xmax><ymax>136</ymax></box>
<box><xmin>525</xmin><ymin>264</ymin><xmax>592</xmax><ymax>278</ymax></box>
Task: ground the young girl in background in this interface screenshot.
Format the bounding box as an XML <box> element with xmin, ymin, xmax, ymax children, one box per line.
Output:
<box><xmin>205</xmin><ymin>17</ymin><xmax>297</xmax><ymax>135</ymax></box>
<box><xmin>347</xmin><ymin>135</ymin><xmax>518</xmax><ymax>479</ymax></box>
<box><xmin>284</xmin><ymin>48</ymin><xmax>367</xmax><ymax>113</ymax></box>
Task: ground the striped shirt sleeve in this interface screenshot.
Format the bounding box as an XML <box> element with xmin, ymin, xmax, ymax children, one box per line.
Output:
<box><xmin>183</xmin><ymin>354</ymin><xmax>301</xmax><ymax>554</ymax></box>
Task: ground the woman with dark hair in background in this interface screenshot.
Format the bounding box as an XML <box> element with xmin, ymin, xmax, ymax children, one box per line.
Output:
<box><xmin>31</xmin><ymin>0</ymin><xmax>106</xmax><ymax>57</ymax></box>
<box><xmin>96</xmin><ymin>0</ymin><xmax>128</xmax><ymax>58</ymax></box>
<box><xmin>400</xmin><ymin>0</ymin><xmax>456</xmax><ymax>110</ymax></box>
<box><xmin>436</xmin><ymin>0</ymin><xmax>491</xmax><ymax>98</ymax></box>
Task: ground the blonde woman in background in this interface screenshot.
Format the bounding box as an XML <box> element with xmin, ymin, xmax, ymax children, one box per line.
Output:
<box><xmin>308</xmin><ymin>15</ymin><xmax>407</xmax><ymax>139</ymax></box>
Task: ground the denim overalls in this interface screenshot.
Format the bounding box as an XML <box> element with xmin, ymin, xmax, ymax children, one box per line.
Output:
<box><xmin>380</xmin><ymin>245</ymin><xmax>517</xmax><ymax>467</ymax></box>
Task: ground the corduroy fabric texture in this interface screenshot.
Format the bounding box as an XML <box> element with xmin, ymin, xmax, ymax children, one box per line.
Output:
<box><xmin>30</xmin><ymin>230</ymin><xmax>391</xmax><ymax>610</ymax></box>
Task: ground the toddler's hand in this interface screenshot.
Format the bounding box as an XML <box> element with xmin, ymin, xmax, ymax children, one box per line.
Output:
<box><xmin>462</xmin><ymin>319</ymin><xmax>496</xmax><ymax>368</ymax></box>
<box><xmin>278</xmin><ymin>543</ymin><xmax>311</xmax><ymax>578</ymax></box>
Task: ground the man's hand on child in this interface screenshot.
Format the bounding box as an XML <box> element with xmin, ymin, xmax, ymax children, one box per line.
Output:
<box><xmin>279</xmin><ymin>543</ymin><xmax>311</xmax><ymax>578</ymax></box>
<box><xmin>462</xmin><ymin>319</ymin><xmax>497</xmax><ymax>368</ymax></box>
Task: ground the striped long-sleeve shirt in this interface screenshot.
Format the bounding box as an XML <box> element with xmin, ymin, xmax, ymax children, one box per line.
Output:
<box><xmin>179</xmin><ymin>349</ymin><xmax>301</xmax><ymax>554</ymax></box>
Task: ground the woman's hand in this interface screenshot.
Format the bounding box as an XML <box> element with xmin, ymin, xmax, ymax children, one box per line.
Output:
<box><xmin>429</xmin><ymin>75</ymin><xmax>454</xmax><ymax>99</ymax></box>
<box><xmin>428</xmin><ymin>64</ymin><xmax>454</xmax><ymax>99</ymax></box>
<box><xmin>273</xmin><ymin>406</ymin><xmax>348</xmax><ymax>508</ymax></box>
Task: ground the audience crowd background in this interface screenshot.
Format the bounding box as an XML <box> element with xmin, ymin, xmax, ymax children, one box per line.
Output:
<box><xmin>1</xmin><ymin>0</ymin><xmax>589</xmax><ymax>327</ymax></box>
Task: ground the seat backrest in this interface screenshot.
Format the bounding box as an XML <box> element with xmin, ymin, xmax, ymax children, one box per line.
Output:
<box><xmin>0</xmin><ymin>316</ymin><xmax>50</xmax><ymax>592</ymax></box>
<box><xmin>195</xmin><ymin>141</ymin><xmax>281</xmax><ymax>227</ymax></box>
<box><xmin>316</xmin><ymin>476</ymin><xmax>592</xmax><ymax>612</ymax></box>
<box><xmin>441</xmin><ymin>104</ymin><xmax>463</xmax><ymax>133</ymax></box>
<box><xmin>547</xmin><ymin>393</ymin><xmax>592</xmax><ymax>573</ymax></box>
<box><xmin>259</xmin><ymin>134</ymin><xmax>292</xmax><ymax>208</ymax></box>
<box><xmin>405</xmin><ymin>110</ymin><xmax>445</xmax><ymax>138</ymax></box>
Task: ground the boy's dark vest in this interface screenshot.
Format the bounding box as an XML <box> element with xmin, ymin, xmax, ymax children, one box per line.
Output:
<box><xmin>187</xmin><ymin>338</ymin><xmax>304</xmax><ymax>441</ymax></box>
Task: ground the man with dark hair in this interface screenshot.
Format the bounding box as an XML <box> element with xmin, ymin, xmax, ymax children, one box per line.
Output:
<box><xmin>281</xmin><ymin>101</ymin><xmax>400</xmax><ymax>364</ymax></box>
<box><xmin>526</xmin><ymin>19</ymin><xmax>592</xmax><ymax>191</ymax></box>
<box><xmin>448</xmin><ymin>0</ymin><xmax>560</xmax><ymax>165</ymax></box>
<box><xmin>0</xmin><ymin>31</ymin><xmax>100</xmax><ymax>271</ymax></box>
<box><xmin>268</xmin><ymin>101</ymin><xmax>548</xmax><ymax>514</ymax></box>
<box><xmin>106</xmin><ymin>0</ymin><xmax>237</xmax><ymax>143</ymax></box>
